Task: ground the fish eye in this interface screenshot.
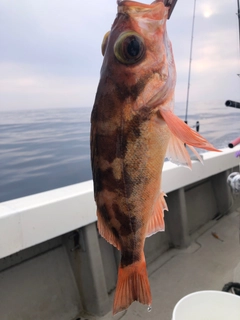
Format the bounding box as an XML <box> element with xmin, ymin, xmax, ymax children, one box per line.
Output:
<box><xmin>101</xmin><ymin>31</ymin><xmax>110</xmax><ymax>56</ymax></box>
<box><xmin>114</xmin><ymin>31</ymin><xmax>145</xmax><ymax>65</ymax></box>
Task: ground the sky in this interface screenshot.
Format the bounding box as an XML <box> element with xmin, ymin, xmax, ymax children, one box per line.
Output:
<box><xmin>0</xmin><ymin>0</ymin><xmax>239</xmax><ymax>110</ymax></box>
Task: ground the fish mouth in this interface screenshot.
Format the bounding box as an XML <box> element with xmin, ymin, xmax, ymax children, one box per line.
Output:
<box><xmin>117</xmin><ymin>0</ymin><xmax>168</xmax><ymax>19</ymax></box>
<box><xmin>117</xmin><ymin>0</ymin><xmax>165</xmax><ymax>7</ymax></box>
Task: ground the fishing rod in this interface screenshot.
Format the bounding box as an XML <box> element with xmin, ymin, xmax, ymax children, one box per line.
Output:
<box><xmin>184</xmin><ymin>0</ymin><xmax>200</xmax><ymax>132</ymax></box>
<box><xmin>185</xmin><ymin>0</ymin><xmax>197</xmax><ymax>125</ymax></box>
<box><xmin>237</xmin><ymin>0</ymin><xmax>240</xmax><ymax>53</ymax></box>
<box><xmin>225</xmin><ymin>100</ymin><xmax>240</xmax><ymax>109</ymax></box>
<box><xmin>225</xmin><ymin>1</ymin><xmax>240</xmax><ymax>148</ymax></box>
<box><xmin>237</xmin><ymin>0</ymin><xmax>240</xmax><ymax>78</ymax></box>
<box><xmin>165</xmin><ymin>0</ymin><xmax>199</xmax><ymax>131</ymax></box>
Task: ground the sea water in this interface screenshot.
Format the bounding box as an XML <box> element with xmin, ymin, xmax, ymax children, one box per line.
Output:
<box><xmin>0</xmin><ymin>107</ymin><xmax>91</xmax><ymax>202</ymax></box>
<box><xmin>0</xmin><ymin>101</ymin><xmax>239</xmax><ymax>202</ymax></box>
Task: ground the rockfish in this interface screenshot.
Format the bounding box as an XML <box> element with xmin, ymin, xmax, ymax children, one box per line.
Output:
<box><xmin>90</xmin><ymin>0</ymin><xmax>219</xmax><ymax>314</ymax></box>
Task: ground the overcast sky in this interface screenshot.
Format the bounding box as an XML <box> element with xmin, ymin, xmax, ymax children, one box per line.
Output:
<box><xmin>0</xmin><ymin>0</ymin><xmax>239</xmax><ymax>110</ymax></box>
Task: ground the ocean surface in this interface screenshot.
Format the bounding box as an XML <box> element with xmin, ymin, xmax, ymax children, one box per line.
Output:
<box><xmin>0</xmin><ymin>101</ymin><xmax>239</xmax><ymax>202</ymax></box>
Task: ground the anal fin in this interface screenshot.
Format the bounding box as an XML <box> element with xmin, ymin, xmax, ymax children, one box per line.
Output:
<box><xmin>146</xmin><ymin>192</ymin><xmax>168</xmax><ymax>237</ymax></box>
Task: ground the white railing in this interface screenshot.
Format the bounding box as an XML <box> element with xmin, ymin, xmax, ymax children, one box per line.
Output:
<box><xmin>0</xmin><ymin>147</ymin><xmax>239</xmax><ymax>259</ymax></box>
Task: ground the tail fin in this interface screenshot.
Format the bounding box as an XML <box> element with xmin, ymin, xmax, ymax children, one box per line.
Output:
<box><xmin>113</xmin><ymin>256</ymin><xmax>152</xmax><ymax>315</ymax></box>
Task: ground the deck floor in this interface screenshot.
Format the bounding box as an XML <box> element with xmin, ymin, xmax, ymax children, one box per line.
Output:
<box><xmin>97</xmin><ymin>208</ymin><xmax>240</xmax><ymax>320</ymax></box>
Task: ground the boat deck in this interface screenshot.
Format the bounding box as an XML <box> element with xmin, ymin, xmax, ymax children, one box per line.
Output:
<box><xmin>99</xmin><ymin>207</ymin><xmax>240</xmax><ymax>320</ymax></box>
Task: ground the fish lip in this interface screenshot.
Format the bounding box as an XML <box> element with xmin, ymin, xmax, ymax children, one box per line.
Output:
<box><xmin>117</xmin><ymin>0</ymin><xmax>168</xmax><ymax>17</ymax></box>
<box><xmin>117</xmin><ymin>0</ymin><xmax>165</xmax><ymax>6</ymax></box>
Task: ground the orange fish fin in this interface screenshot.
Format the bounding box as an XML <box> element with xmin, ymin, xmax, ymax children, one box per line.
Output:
<box><xmin>166</xmin><ymin>131</ymin><xmax>193</xmax><ymax>167</ymax></box>
<box><xmin>160</xmin><ymin>109</ymin><xmax>220</xmax><ymax>167</ymax></box>
<box><xmin>113</xmin><ymin>255</ymin><xmax>152</xmax><ymax>315</ymax></box>
<box><xmin>97</xmin><ymin>210</ymin><xmax>121</xmax><ymax>250</ymax></box>
<box><xmin>146</xmin><ymin>192</ymin><xmax>168</xmax><ymax>237</ymax></box>
<box><xmin>188</xmin><ymin>145</ymin><xmax>204</xmax><ymax>164</ymax></box>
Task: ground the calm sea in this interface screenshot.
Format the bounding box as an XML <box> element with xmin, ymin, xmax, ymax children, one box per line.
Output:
<box><xmin>0</xmin><ymin>102</ymin><xmax>239</xmax><ymax>202</ymax></box>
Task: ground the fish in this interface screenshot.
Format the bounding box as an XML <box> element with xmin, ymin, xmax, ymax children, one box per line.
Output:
<box><xmin>90</xmin><ymin>0</ymin><xmax>219</xmax><ymax>314</ymax></box>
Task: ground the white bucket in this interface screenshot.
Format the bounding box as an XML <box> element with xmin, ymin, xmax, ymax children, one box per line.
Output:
<box><xmin>172</xmin><ymin>290</ymin><xmax>240</xmax><ymax>320</ymax></box>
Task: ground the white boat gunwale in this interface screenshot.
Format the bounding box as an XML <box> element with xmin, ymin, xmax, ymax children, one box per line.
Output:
<box><xmin>0</xmin><ymin>147</ymin><xmax>239</xmax><ymax>260</ymax></box>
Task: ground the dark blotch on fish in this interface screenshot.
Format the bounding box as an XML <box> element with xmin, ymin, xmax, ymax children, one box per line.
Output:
<box><xmin>99</xmin><ymin>204</ymin><xmax>111</xmax><ymax>223</ymax></box>
<box><xmin>113</xmin><ymin>203</ymin><xmax>142</xmax><ymax>236</ymax></box>
<box><xmin>94</xmin><ymin>134</ymin><xmax>120</xmax><ymax>163</ymax></box>
<box><xmin>91</xmin><ymin>91</ymin><xmax>119</xmax><ymax>123</ymax></box>
<box><xmin>115</xmin><ymin>75</ymin><xmax>151</xmax><ymax>102</ymax></box>
<box><xmin>111</xmin><ymin>227</ymin><xmax>120</xmax><ymax>240</ymax></box>
<box><xmin>92</xmin><ymin>127</ymin><xmax>128</xmax><ymax>164</ymax></box>
<box><xmin>95</xmin><ymin>166</ymin><xmax>135</xmax><ymax>198</ymax></box>
<box><xmin>121</xmin><ymin>249</ymin><xmax>140</xmax><ymax>267</ymax></box>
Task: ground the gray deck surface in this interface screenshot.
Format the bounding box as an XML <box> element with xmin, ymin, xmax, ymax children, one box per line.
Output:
<box><xmin>97</xmin><ymin>208</ymin><xmax>240</xmax><ymax>320</ymax></box>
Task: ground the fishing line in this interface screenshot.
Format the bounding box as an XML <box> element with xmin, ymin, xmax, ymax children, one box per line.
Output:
<box><xmin>185</xmin><ymin>0</ymin><xmax>197</xmax><ymax>125</ymax></box>
<box><xmin>237</xmin><ymin>0</ymin><xmax>240</xmax><ymax>56</ymax></box>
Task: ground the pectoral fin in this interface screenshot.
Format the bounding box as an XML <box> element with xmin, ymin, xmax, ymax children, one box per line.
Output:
<box><xmin>159</xmin><ymin>108</ymin><xmax>220</xmax><ymax>168</ymax></box>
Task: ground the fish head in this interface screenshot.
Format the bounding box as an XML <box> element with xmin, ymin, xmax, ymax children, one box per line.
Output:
<box><xmin>99</xmin><ymin>0</ymin><xmax>176</xmax><ymax>112</ymax></box>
